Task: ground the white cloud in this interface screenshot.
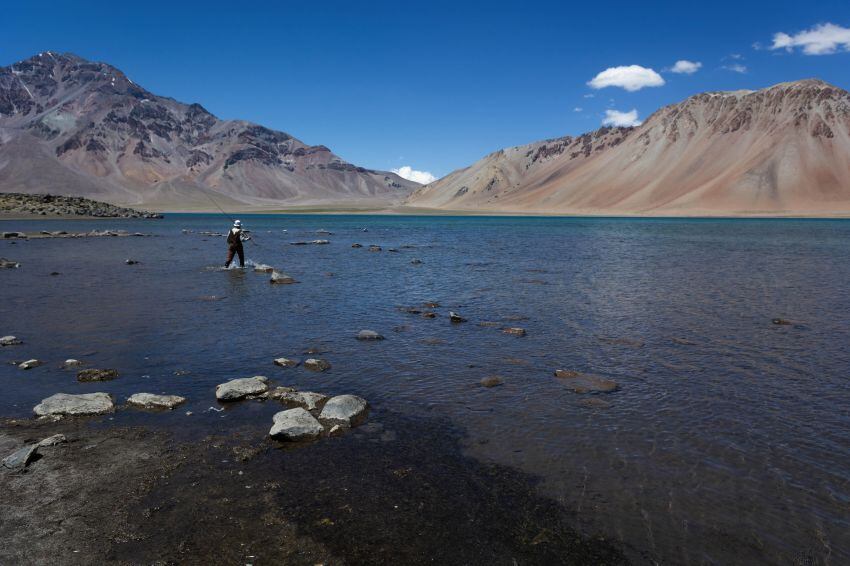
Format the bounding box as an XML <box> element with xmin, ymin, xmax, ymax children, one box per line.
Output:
<box><xmin>588</xmin><ymin>65</ymin><xmax>665</xmax><ymax>92</ymax></box>
<box><xmin>392</xmin><ymin>165</ymin><xmax>437</xmax><ymax>185</ymax></box>
<box><xmin>771</xmin><ymin>23</ymin><xmax>850</xmax><ymax>55</ymax></box>
<box><xmin>602</xmin><ymin>109</ymin><xmax>641</xmax><ymax>127</ymax></box>
<box><xmin>722</xmin><ymin>63</ymin><xmax>748</xmax><ymax>74</ymax></box>
<box><xmin>670</xmin><ymin>60</ymin><xmax>702</xmax><ymax>74</ymax></box>
<box><xmin>573</xmin><ymin>107</ymin><xmax>583</xmax><ymax>112</ymax></box>
<box><xmin>583</xmin><ymin>93</ymin><xmax>595</xmax><ymax>98</ymax></box>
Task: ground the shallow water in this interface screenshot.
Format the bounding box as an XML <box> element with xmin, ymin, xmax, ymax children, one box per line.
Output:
<box><xmin>2</xmin><ymin>214</ymin><xmax>849</xmax><ymax>564</ymax></box>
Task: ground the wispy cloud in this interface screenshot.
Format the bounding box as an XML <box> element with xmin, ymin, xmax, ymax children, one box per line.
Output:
<box><xmin>771</xmin><ymin>23</ymin><xmax>850</xmax><ymax>55</ymax></box>
<box><xmin>722</xmin><ymin>63</ymin><xmax>748</xmax><ymax>74</ymax></box>
<box><xmin>573</xmin><ymin>107</ymin><xmax>583</xmax><ymax>112</ymax></box>
<box><xmin>392</xmin><ymin>165</ymin><xmax>437</xmax><ymax>185</ymax></box>
<box><xmin>670</xmin><ymin>60</ymin><xmax>702</xmax><ymax>74</ymax></box>
<box><xmin>588</xmin><ymin>65</ymin><xmax>665</xmax><ymax>92</ymax></box>
<box><xmin>583</xmin><ymin>93</ymin><xmax>595</xmax><ymax>99</ymax></box>
<box><xmin>602</xmin><ymin>109</ymin><xmax>641</xmax><ymax>127</ymax></box>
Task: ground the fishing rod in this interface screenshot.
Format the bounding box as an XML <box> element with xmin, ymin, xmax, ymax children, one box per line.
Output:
<box><xmin>199</xmin><ymin>188</ymin><xmax>263</xmax><ymax>248</ymax></box>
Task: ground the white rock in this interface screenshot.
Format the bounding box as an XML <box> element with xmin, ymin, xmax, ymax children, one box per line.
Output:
<box><xmin>63</xmin><ymin>359</ymin><xmax>83</xmax><ymax>368</ymax></box>
<box><xmin>127</xmin><ymin>393</ymin><xmax>187</xmax><ymax>409</ymax></box>
<box><xmin>34</xmin><ymin>392</ymin><xmax>114</xmax><ymax>416</ymax></box>
<box><xmin>270</xmin><ymin>270</ymin><xmax>296</xmax><ymax>284</ymax></box>
<box><xmin>319</xmin><ymin>394</ymin><xmax>368</xmax><ymax>425</ymax></box>
<box><xmin>19</xmin><ymin>359</ymin><xmax>42</xmax><ymax>370</ymax></box>
<box><xmin>215</xmin><ymin>376</ymin><xmax>269</xmax><ymax>401</ymax></box>
<box><xmin>269</xmin><ymin>408</ymin><xmax>324</xmax><ymax>440</ymax></box>
<box><xmin>356</xmin><ymin>330</ymin><xmax>384</xmax><ymax>341</ymax></box>
<box><xmin>304</xmin><ymin>358</ymin><xmax>331</xmax><ymax>372</ymax></box>
<box><xmin>0</xmin><ymin>335</ymin><xmax>22</xmax><ymax>346</ymax></box>
<box><xmin>273</xmin><ymin>357</ymin><xmax>299</xmax><ymax>368</ymax></box>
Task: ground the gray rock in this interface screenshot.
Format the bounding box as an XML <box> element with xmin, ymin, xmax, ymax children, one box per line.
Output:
<box><xmin>269</xmin><ymin>408</ymin><xmax>324</xmax><ymax>440</ymax></box>
<box><xmin>351</xmin><ymin>243</ymin><xmax>363</xmax><ymax>248</ymax></box>
<box><xmin>0</xmin><ymin>335</ymin><xmax>22</xmax><ymax>346</ymax></box>
<box><xmin>253</xmin><ymin>263</ymin><xmax>275</xmax><ymax>273</ymax></box>
<box><xmin>304</xmin><ymin>358</ymin><xmax>331</xmax><ymax>372</ymax></box>
<box><xmin>125</xmin><ymin>259</ymin><xmax>139</xmax><ymax>265</ymax></box>
<box><xmin>34</xmin><ymin>392</ymin><xmax>115</xmax><ymax>416</ymax></box>
<box><xmin>319</xmin><ymin>394</ymin><xmax>368</xmax><ymax>425</ymax></box>
<box><xmin>276</xmin><ymin>391</ymin><xmax>328</xmax><ymax>411</ymax></box>
<box><xmin>270</xmin><ymin>271</ymin><xmax>296</xmax><ymax>284</ymax></box>
<box><xmin>502</xmin><ymin>327</ymin><xmax>527</xmax><ymax>337</ymax></box>
<box><xmin>264</xmin><ymin>386</ymin><xmax>297</xmax><ymax>399</ymax></box>
<box><xmin>62</xmin><ymin>359</ymin><xmax>83</xmax><ymax>368</ymax></box>
<box><xmin>368</xmin><ymin>245</ymin><xmax>382</xmax><ymax>252</ymax></box>
<box><xmin>2</xmin><ymin>444</ymin><xmax>39</xmax><ymax>469</ymax></box>
<box><xmin>215</xmin><ymin>376</ymin><xmax>269</xmax><ymax>401</ymax></box>
<box><xmin>410</xmin><ymin>259</ymin><xmax>423</xmax><ymax>265</ymax></box>
<box><xmin>18</xmin><ymin>359</ymin><xmax>42</xmax><ymax>370</ymax></box>
<box><xmin>77</xmin><ymin>368</ymin><xmax>119</xmax><ymax>382</ymax></box>
<box><xmin>37</xmin><ymin>434</ymin><xmax>66</xmax><ymax>447</ymax></box>
<box><xmin>356</xmin><ymin>330</ymin><xmax>385</xmax><ymax>341</ymax></box>
<box><xmin>127</xmin><ymin>393</ymin><xmax>187</xmax><ymax>409</ymax></box>
<box><xmin>310</xmin><ymin>239</ymin><xmax>330</xmax><ymax>245</ymax></box>
<box><xmin>273</xmin><ymin>357</ymin><xmax>300</xmax><ymax>368</ymax></box>
<box><xmin>480</xmin><ymin>376</ymin><xmax>504</xmax><ymax>388</ymax></box>
<box><xmin>554</xmin><ymin>370</ymin><xmax>620</xmax><ymax>393</ymax></box>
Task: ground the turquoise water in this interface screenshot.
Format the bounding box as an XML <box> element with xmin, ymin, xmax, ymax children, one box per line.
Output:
<box><xmin>2</xmin><ymin>214</ymin><xmax>849</xmax><ymax>564</ymax></box>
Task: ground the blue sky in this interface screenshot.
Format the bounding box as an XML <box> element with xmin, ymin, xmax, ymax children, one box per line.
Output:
<box><xmin>2</xmin><ymin>1</ymin><xmax>849</xmax><ymax>180</ymax></box>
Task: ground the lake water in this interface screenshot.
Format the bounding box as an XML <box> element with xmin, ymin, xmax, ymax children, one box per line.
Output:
<box><xmin>2</xmin><ymin>214</ymin><xmax>849</xmax><ymax>564</ymax></box>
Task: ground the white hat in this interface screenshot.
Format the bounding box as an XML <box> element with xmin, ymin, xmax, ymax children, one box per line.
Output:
<box><xmin>233</xmin><ymin>219</ymin><xmax>241</xmax><ymax>227</ymax></box>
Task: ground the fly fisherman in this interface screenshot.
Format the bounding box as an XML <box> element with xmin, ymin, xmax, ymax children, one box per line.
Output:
<box><xmin>224</xmin><ymin>219</ymin><xmax>248</xmax><ymax>268</ymax></box>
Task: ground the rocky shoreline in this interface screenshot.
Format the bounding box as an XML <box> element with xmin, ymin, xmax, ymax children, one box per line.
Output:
<box><xmin>0</xmin><ymin>193</ymin><xmax>163</xmax><ymax>218</ymax></box>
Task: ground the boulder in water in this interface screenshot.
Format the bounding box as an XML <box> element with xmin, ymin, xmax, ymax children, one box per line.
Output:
<box><xmin>215</xmin><ymin>376</ymin><xmax>269</xmax><ymax>401</ymax></box>
<box><xmin>18</xmin><ymin>359</ymin><xmax>42</xmax><ymax>370</ymax></box>
<box><xmin>319</xmin><ymin>394</ymin><xmax>368</xmax><ymax>426</ymax></box>
<box><xmin>77</xmin><ymin>368</ymin><xmax>119</xmax><ymax>382</ymax></box>
<box><xmin>125</xmin><ymin>259</ymin><xmax>139</xmax><ymax>265</ymax></box>
<box><xmin>62</xmin><ymin>359</ymin><xmax>83</xmax><ymax>368</ymax></box>
<box><xmin>253</xmin><ymin>263</ymin><xmax>275</xmax><ymax>273</ymax></box>
<box><xmin>480</xmin><ymin>376</ymin><xmax>504</xmax><ymax>388</ymax></box>
<box><xmin>410</xmin><ymin>259</ymin><xmax>423</xmax><ymax>265</ymax></box>
<box><xmin>275</xmin><ymin>391</ymin><xmax>328</xmax><ymax>411</ymax></box>
<box><xmin>554</xmin><ymin>370</ymin><xmax>620</xmax><ymax>393</ymax></box>
<box><xmin>270</xmin><ymin>271</ymin><xmax>296</xmax><ymax>284</ymax></box>
<box><xmin>502</xmin><ymin>327</ymin><xmax>527</xmax><ymax>337</ymax></box>
<box><xmin>34</xmin><ymin>392</ymin><xmax>114</xmax><ymax>416</ymax></box>
<box><xmin>449</xmin><ymin>311</ymin><xmax>467</xmax><ymax>323</ymax></box>
<box><xmin>0</xmin><ymin>258</ymin><xmax>20</xmax><ymax>268</ymax></box>
<box><xmin>273</xmin><ymin>357</ymin><xmax>300</xmax><ymax>368</ymax></box>
<box><xmin>127</xmin><ymin>393</ymin><xmax>187</xmax><ymax>410</ymax></box>
<box><xmin>269</xmin><ymin>408</ymin><xmax>324</xmax><ymax>440</ymax></box>
<box><xmin>351</xmin><ymin>243</ymin><xmax>363</xmax><ymax>248</ymax></box>
<box><xmin>356</xmin><ymin>330</ymin><xmax>384</xmax><ymax>341</ymax></box>
<box><xmin>0</xmin><ymin>335</ymin><xmax>22</xmax><ymax>346</ymax></box>
<box><xmin>368</xmin><ymin>245</ymin><xmax>382</xmax><ymax>252</ymax></box>
<box><xmin>304</xmin><ymin>358</ymin><xmax>331</xmax><ymax>372</ymax></box>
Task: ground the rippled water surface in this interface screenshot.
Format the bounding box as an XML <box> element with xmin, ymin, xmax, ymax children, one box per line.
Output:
<box><xmin>2</xmin><ymin>215</ymin><xmax>849</xmax><ymax>564</ymax></box>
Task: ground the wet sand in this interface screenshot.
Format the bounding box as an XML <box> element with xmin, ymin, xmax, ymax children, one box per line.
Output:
<box><xmin>1</xmin><ymin>415</ymin><xmax>626</xmax><ymax>565</ymax></box>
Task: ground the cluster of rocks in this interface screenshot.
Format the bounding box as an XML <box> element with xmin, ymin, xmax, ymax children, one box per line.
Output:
<box><xmin>3</xmin><ymin>229</ymin><xmax>151</xmax><ymax>239</ymax></box>
<box><xmin>0</xmin><ymin>193</ymin><xmax>162</xmax><ymax>218</ymax></box>
<box><xmin>289</xmin><ymin>240</ymin><xmax>329</xmax><ymax>245</ymax></box>
<box><xmin>2</xmin><ymin>433</ymin><xmax>67</xmax><ymax>470</ymax></box>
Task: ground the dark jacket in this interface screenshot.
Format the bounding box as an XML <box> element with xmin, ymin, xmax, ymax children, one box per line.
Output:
<box><xmin>227</xmin><ymin>228</ymin><xmax>243</xmax><ymax>248</ymax></box>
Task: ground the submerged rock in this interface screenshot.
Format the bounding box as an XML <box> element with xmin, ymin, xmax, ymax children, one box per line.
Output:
<box><xmin>125</xmin><ymin>259</ymin><xmax>139</xmax><ymax>265</ymax></box>
<box><xmin>304</xmin><ymin>358</ymin><xmax>331</xmax><ymax>372</ymax></box>
<box><xmin>269</xmin><ymin>408</ymin><xmax>324</xmax><ymax>441</ymax></box>
<box><xmin>253</xmin><ymin>263</ymin><xmax>275</xmax><ymax>273</ymax></box>
<box><xmin>449</xmin><ymin>311</ymin><xmax>467</xmax><ymax>323</ymax></box>
<box><xmin>554</xmin><ymin>370</ymin><xmax>620</xmax><ymax>393</ymax></box>
<box><xmin>273</xmin><ymin>357</ymin><xmax>300</xmax><ymax>368</ymax></box>
<box><xmin>672</xmin><ymin>337</ymin><xmax>697</xmax><ymax>346</ymax></box>
<box><xmin>62</xmin><ymin>359</ymin><xmax>84</xmax><ymax>368</ymax></box>
<box><xmin>276</xmin><ymin>391</ymin><xmax>328</xmax><ymax>411</ymax></box>
<box><xmin>77</xmin><ymin>368</ymin><xmax>119</xmax><ymax>382</ymax></box>
<box><xmin>502</xmin><ymin>327</ymin><xmax>527</xmax><ymax>337</ymax></box>
<box><xmin>423</xmin><ymin>301</ymin><xmax>440</xmax><ymax>308</ymax></box>
<box><xmin>215</xmin><ymin>376</ymin><xmax>269</xmax><ymax>401</ymax></box>
<box><xmin>421</xmin><ymin>311</ymin><xmax>437</xmax><ymax>319</ymax></box>
<box><xmin>1</xmin><ymin>335</ymin><xmax>22</xmax><ymax>346</ymax></box>
<box><xmin>34</xmin><ymin>392</ymin><xmax>115</xmax><ymax>416</ymax></box>
<box><xmin>356</xmin><ymin>330</ymin><xmax>385</xmax><ymax>341</ymax></box>
<box><xmin>351</xmin><ymin>243</ymin><xmax>363</xmax><ymax>248</ymax></box>
<box><xmin>480</xmin><ymin>376</ymin><xmax>504</xmax><ymax>388</ymax></box>
<box><xmin>319</xmin><ymin>394</ymin><xmax>368</xmax><ymax>425</ymax></box>
<box><xmin>0</xmin><ymin>258</ymin><xmax>21</xmax><ymax>268</ymax></box>
<box><xmin>368</xmin><ymin>245</ymin><xmax>382</xmax><ymax>252</ymax></box>
<box><xmin>18</xmin><ymin>359</ymin><xmax>42</xmax><ymax>370</ymax></box>
<box><xmin>270</xmin><ymin>271</ymin><xmax>296</xmax><ymax>284</ymax></box>
<box><xmin>127</xmin><ymin>393</ymin><xmax>186</xmax><ymax>410</ymax></box>
<box><xmin>410</xmin><ymin>259</ymin><xmax>423</xmax><ymax>265</ymax></box>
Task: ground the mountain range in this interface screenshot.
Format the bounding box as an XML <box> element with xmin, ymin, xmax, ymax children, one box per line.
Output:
<box><xmin>0</xmin><ymin>52</ymin><xmax>418</xmax><ymax>210</ymax></box>
<box><xmin>407</xmin><ymin>79</ymin><xmax>850</xmax><ymax>216</ymax></box>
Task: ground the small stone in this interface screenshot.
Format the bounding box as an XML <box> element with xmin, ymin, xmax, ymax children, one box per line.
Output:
<box><xmin>328</xmin><ymin>424</ymin><xmax>345</xmax><ymax>436</ymax></box>
<box><xmin>772</xmin><ymin>318</ymin><xmax>792</xmax><ymax>325</ymax></box>
<box><xmin>37</xmin><ymin>434</ymin><xmax>67</xmax><ymax>447</ymax></box>
<box><xmin>34</xmin><ymin>392</ymin><xmax>114</xmax><ymax>416</ymax></box>
<box><xmin>125</xmin><ymin>259</ymin><xmax>139</xmax><ymax>265</ymax></box>
<box><xmin>269</xmin><ymin>408</ymin><xmax>324</xmax><ymax>441</ymax></box>
<box><xmin>253</xmin><ymin>263</ymin><xmax>275</xmax><ymax>273</ymax></box>
<box><xmin>480</xmin><ymin>376</ymin><xmax>504</xmax><ymax>388</ymax></box>
<box><xmin>0</xmin><ymin>258</ymin><xmax>21</xmax><ymax>268</ymax></box>
<box><xmin>449</xmin><ymin>311</ymin><xmax>467</xmax><ymax>323</ymax></box>
<box><xmin>502</xmin><ymin>327</ymin><xmax>527</xmax><ymax>337</ymax></box>
<box><xmin>368</xmin><ymin>245</ymin><xmax>382</xmax><ymax>252</ymax></box>
<box><xmin>423</xmin><ymin>302</ymin><xmax>440</xmax><ymax>308</ymax></box>
<box><xmin>62</xmin><ymin>359</ymin><xmax>83</xmax><ymax>368</ymax></box>
<box><xmin>273</xmin><ymin>357</ymin><xmax>300</xmax><ymax>368</ymax></box>
<box><xmin>77</xmin><ymin>368</ymin><xmax>119</xmax><ymax>382</ymax></box>
<box><xmin>351</xmin><ymin>243</ymin><xmax>363</xmax><ymax>248</ymax></box>
<box><xmin>421</xmin><ymin>311</ymin><xmax>437</xmax><ymax>318</ymax></box>
<box><xmin>19</xmin><ymin>359</ymin><xmax>42</xmax><ymax>370</ymax></box>
<box><xmin>410</xmin><ymin>259</ymin><xmax>423</xmax><ymax>264</ymax></box>
<box><xmin>310</xmin><ymin>239</ymin><xmax>330</xmax><ymax>245</ymax></box>
<box><xmin>356</xmin><ymin>330</ymin><xmax>385</xmax><ymax>341</ymax></box>
<box><xmin>319</xmin><ymin>394</ymin><xmax>368</xmax><ymax>426</ymax></box>
<box><xmin>127</xmin><ymin>393</ymin><xmax>187</xmax><ymax>410</ymax></box>
<box><xmin>0</xmin><ymin>335</ymin><xmax>22</xmax><ymax>346</ymax></box>
<box><xmin>270</xmin><ymin>271</ymin><xmax>296</xmax><ymax>284</ymax></box>
<box><xmin>304</xmin><ymin>358</ymin><xmax>331</xmax><ymax>372</ymax></box>
<box><xmin>215</xmin><ymin>376</ymin><xmax>269</xmax><ymax>401</ymax></box>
